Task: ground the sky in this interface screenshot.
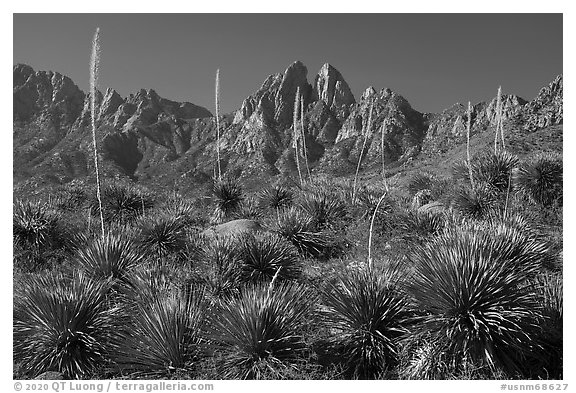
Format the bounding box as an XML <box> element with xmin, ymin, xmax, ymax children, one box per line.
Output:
<box><xmin>13</xmin><ymin>13</ymin><xmax>562</xmax><ymax>115</ymax></box>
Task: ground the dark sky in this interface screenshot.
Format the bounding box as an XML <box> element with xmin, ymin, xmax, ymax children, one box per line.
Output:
<box><xmin>13</xmin><ymin>13</ymin><xmax>562</xmax><ymax>114</ymax></box>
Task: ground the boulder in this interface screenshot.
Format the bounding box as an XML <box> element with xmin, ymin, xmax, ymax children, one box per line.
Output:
<box><xmin>201</xmin><ymin>219</ymin><xmax>265</xmax><ymax>239</ymax></box>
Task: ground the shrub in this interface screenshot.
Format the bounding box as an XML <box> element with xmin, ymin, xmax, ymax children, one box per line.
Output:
<box><xmin>525</xmin><ymin>273</ymin><xmax>563</xmax><ymax>379</ymax></box>
<box><xmin>163</xmin><ymin>197</ymin><xmax>206</xmax><ymax>229</ymax></box>
<box><xmin>13</xmin><ymin>200</ymin><xmax>71</xmax><ymax>272</ymax></box>
<box><xmin>233</xmin><ymin>197</ymin><xmax>264</xmax><ymax>221</ymax></box>
<box><xmin>452</xmin><ymin>184</ymin><xmax>499</xmax><ymax>219</ymax></box>
<box><xmin>197</xmin><ymin>236</ymin><xmax>243</xmax><ymax>299</ymax></box>
<box><xmin>138</xmin><ymin>215</ymin><xmax>189</xmax><ymax>260</ymax></box>
<box><xmin>274</xmin><ymin>207</ymin><xmax>339</xmax><ymax>259</ymax></box>
<box><xmin>405</xmin><ymin>228</ymin><xmax>543</xmax><ymax>378</ymax></box>
<box><xmin>207</xmin><ymin>283</ymin><xmax>315</xmax><ymax>379</ymax></box>
<box><xmin>236</xmin><ymin>232</ymin><xmax>301</xmax><ymax>283</ymax></box>
<box><xmin>298</xmin><ymin>190</ymin><xmax>348</xmax><ymax>230</ymax></box>
<box><xmin>75</xmin><ymin>232</ymin><xmax>145</xmax><ymax>285</ymax></box>
<box><xmin>322</xmin><ymin>267</ymin><xmax>411</xmax><ymax>379</ymax></box>
<box><xmin>259</xmin><ymin>185</ymin><xmax>294</xmax><ymax>212</ymax></box>
<box><xmin>399</xmin><ymin>210</ymin><xmax>447</xmax><ymax>244</ymax></box>
<box><xmin>514</xmin><ymin>153</ymin><xmax>562</xmax><ymax>207</ymax></box>
<box><xmin>453</xmin><ymin>150</ymin><xmax>518</xmax><ymax>192</ymax></box>
<box><xmin>407</xmin><ymin>172</ymin><xmax>434</xmax><ymax>196</ymax></box>
<box><xmin>13</xmin><ymin>271</ymin><xmax>121</xmax><ymax>379</ymax></box>
<box><xmin>459</xmin><ymin>214</ymin><xmax>558</xmax><ymax>273</ymax></box>
<box><xmin>114</xmin><ymin>287</ymin><xmax>207</xmax><ymax>376</ymax></box>
<box><xmin>90</xmin><ymin>183</ymin><xmax>153</xmax><ymax>224</ymax></box>
<box><xmin>211</xmin><ymin>177</ymin><xmax>244</xmax><ymax>223</ymax></box>
<box><xmin>353</xmin><ymin>187</ymin><xmax>393</xmax><ymax>220</ymax></box>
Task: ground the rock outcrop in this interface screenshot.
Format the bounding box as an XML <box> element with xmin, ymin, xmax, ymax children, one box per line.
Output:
<box><xmin>313</xmin><ymin>63</ymin><xmax>355</xmax><ymax>120</ymax></box>
<box><xmin>13</xmin><ymin>62</ymin><xmax>563</xmax><ymax>195</ymax></box>
<box><xmin>520</xmin><ymin>75</ymin><xmax>563</xmax><ymax>131</ymax></box>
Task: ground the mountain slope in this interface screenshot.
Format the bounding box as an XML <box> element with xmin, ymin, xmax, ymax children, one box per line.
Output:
<box><xmin>13</xmin><ymin>62</ymin><xmax>562</xmax><ymax>195</ymax></box>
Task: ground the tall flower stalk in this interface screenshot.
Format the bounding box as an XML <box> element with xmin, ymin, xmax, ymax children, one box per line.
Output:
<box><xmin>352</xmin><ymin>101</ymin><xmax>374</xmax><ymax>204</ymax></box>
<box><xmin>494</xmin><ymin>86</ymin><xmax>506</xmax><ymax>154</ymax></box>
<box><xmin>293</xmin><ymin>87</ymin><xmax>303</xmax><ymax>185</ymax></box>
<box><xmin>380</xmin><ymin>119</ymin><xmax>389</xmax><ymax>192</ymax></box>
<box><xmin>466</xmin><ymin>101</ymin><xmax>475</xmax><ymax>190</ymax></box>
<box><xmin>300</xmin><ymin>98</ymin><xmax>311</xmax><ymax>181</ymax></box>
<box><xmin>90</xmin><ymin>27</ymin><xmax>105</xmax><ymax>239</ymax></box>
<box><xmin>215</xmin><ymin>69</ymin><xmax>222</xmax><ymax>181</ymax></box>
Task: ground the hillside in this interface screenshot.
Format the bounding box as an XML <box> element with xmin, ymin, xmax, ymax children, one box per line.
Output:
<box><xmin>13</xmin><ymin>62</ymin><xmax>562</xmax><ymax>197</ymax></box>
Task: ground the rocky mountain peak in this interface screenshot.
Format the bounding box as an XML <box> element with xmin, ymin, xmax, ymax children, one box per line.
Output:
<box><xmin>313</xmin><ymin>63</ymin><xmax>355</xmax><ymax>118</ymax></box>
<box><xmin>13</xmin><ymin>64</ymin><xmax>85</xmax><ymax>124</ymax></box>
<box><xmin>234</xmin><ymin>60</ymin><xmax>312</xmax><ymax>126</ymax></box>
<box><xmin>521</xmin><ymin>74</ymin><xmax>562</xmax><ymax>130</ymax></box>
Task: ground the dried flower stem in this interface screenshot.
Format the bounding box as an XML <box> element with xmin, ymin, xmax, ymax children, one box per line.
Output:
<box><xmin>301</xmin><ymin>98</ymin><xmax>311</xmax><ymax>181</ymax></box>
<box><xmin>368</xmin><ymin>191</ymin><xmax>387</xmax><ymax>271</ymax></box>
<box><xmin>467</xmin><ymin>101</ymin><xmax>475</xmax><ymax>190</ymax></box>
<box><xmin>380</xmin><ymin>119</ymin><xmax>389</xmax><ymax>192</ymax></box>
<box><xmin>352</xmin><ymin>102</ymin><xmax>374</xmax><ymax>204</ymax></box>
<box><xmin>90</xmin><ymin>27</ymin><xmax>105</xmax><ymax>239</ymax></box>
<box><xmin>215</xmin><ymin>69</ymin><xmax>222</xmax><ymax>181</ymax></box>
<box><xmin>293</xmin><ymin>88</ymin><xmax>303</xmax><ymax>185</ymax></box>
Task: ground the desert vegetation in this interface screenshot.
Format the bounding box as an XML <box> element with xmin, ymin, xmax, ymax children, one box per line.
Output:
<box><xmin>13</xmin><ymin>142</ymin><xmax>563</xmax><ymax>379</ymax></box>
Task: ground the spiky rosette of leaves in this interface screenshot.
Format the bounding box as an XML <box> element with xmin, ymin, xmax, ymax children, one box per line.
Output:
<box><xmin>452</xmin><ymin>184</ymin><xmax>499</xmax><ymax>219</ymax></box>
<box><xmin>236</xmin><ymin>232</ymin><xmax>301</xmax><ymax>283</ymax></box>
<box><xmin>353</xmin><ymin>187</ymin><xmax>393</xmax><ymax>220</ymax></box>
<box><xmin>259</xmin><ymin>185</ymin><xmax>294</xmax><ymax>211</ymax></box>
<box><xmin>90</xmin><ymin>183</ymin><xmax>154</xmax><ymax>224</ymax></box>
<box><xmin>163</xmin><ymin>197</ymin><xmax>206</xmax><ymax>229</ymax></box>
<box><xmin>13</xmin><ymin>271</ymin><xmax>121</xmax><ymax>379</ymax></box>
<box><xmin>406</xmin><ymin>229</ymin><xmax>543</xmax><ymax>378</ymax></box>
<box><xmin>197</xmin><ymin>236</ymin><xmax>243</xmax><ymax>299</ymax></box>
<box><xmin>120</xmin><ymin>264</ymin><xmax>175</xmax><ymax>304</ymax></box>
<box><xmin>113</xmin><ymin>287</ymin><xmax>207</xmax><ymax>376</ymax></box>
<box><xmin>13</xmin><ymin>200</ymin><xmax>71</xmax><ymax>271</ymax></box>
<box><xmin>407</xmin><ymin>172</ymin><xmax>435</xmax><ymax>196</ymax></box>
<box><xmin>454</xmin><ymin>151</ymin><xmax>518</xmax><ymax>192</ymax></box>
<box><xmin>456</xmin><ymin>214</ymin><xmax>558</xmax><ymax>273</ymax></box>
<box><xmin>75</xmin><ymin>232</ymin><xmax>145</xmax><ymax>285</ymax></box>
<box><xmin>399</xmin><ymin>210</ymin><xmax>447</xmax><ymax>244</ymax></box>
<box><xmin>233</xmin><ymin>197</ymin><xmax>264</xmax><ymax>221</ymax></box>
<box><xmin>207</xmin><ymin>283</ymin><xmax>315</xmax><ymax>379</ymax></box>
<box><xmin>138</xmin><ymin>215</ymin><xmax>189</xmax><ymax>260</ymax></box>
<box><xmin>528</xmin><ymin>272</ymin><xmax>563</xmax><ymax>379</ymax></box>
<box><xmin>211</xmin><ymin>177</ymin><xmax>244</xmax><ymax>223</ymax></box>
<box><xmin>273</xmin><ymin>207</ymin><xmax>338</xmax><ymax>259</ymax></box>
<box><xmin>514</xmin><ymin>153</ymin><xmax>562</xmax><ymax>207</ymax></box>
<box><xmin>298</xmin><ymin>190</ymin><xmax>348</xmax><ymax>230</ymax></box>
<box><xmin>322</xmin><ymin>267</ymin><xmax>412</xmax><ymax>379</ymax></box>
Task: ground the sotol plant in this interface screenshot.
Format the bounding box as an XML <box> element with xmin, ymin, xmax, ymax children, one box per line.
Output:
<box><xmin>14</xmin><ymin>271</ymin><xmax>121</xmax><ymax>378</ymax></box>
<box><xmin>208</xmin><ymin>283</ymin><xmax>315</xmax><ymax>379</ymax></box>
<box><xmin>406</xmin><ymin>227</ymin><xmax>543</xmax><ymax>378</ymax></box>
<box><xmin>322</xmin><ymin>266</ymin><xmax>411</xmax><ymax>378</ymax></box>
<box><xmin>75</xmin><ymin>232</ymin><xmax>145</xmax><ymax>285</ymax></box>
<box><xmin>513</xmin><ymin>153</ymin><xmax>563</xmax><ymax>207</ymax></box>
<box><xmin>114</xmin><ymin>287</ymin><xmax>207</xmax><ymax>376</ymax></box>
